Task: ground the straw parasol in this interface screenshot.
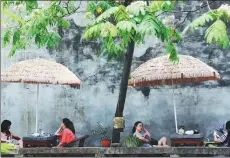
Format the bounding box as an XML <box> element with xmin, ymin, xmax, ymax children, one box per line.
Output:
<box><xmin>1</xmin><ymin>58</ymin><xmax>81</xmax><ymax>133</ymax></box>
<box><xmin>129</xmin><ymin>55</ymin><xmax>220</xmax><ymax>86</ymax></box>
<box><xmin>128</xmin><ymin>55</ymin><xmax>220</xmax><ymax>133</ymax></box>
<box><xmin>1</xmin><ymin>59</ymin><xmax>81</xmax><ymax>85</ymax></box>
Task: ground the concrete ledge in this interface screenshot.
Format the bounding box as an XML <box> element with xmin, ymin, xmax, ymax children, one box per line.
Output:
<box><xmin>18</xmin><ymin>147</ymin><xmax>100</xmax><ymax>155</ymax></box>
<box><xmin>173</xmin><ymin>147</ymin><xmax>230</xmax><ymax>155</ymax></box>
<box><xmin>2</xmin><ymin>147</ymin><xmax>230</xmax><ymax>157</ymax></box>
<box><xmin>105</xmin><ymin>147</ymin><xmax>230</xmax><ymax>155</ymax></box>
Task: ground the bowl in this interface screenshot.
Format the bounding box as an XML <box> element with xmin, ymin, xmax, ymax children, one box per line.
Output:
<box><xmin>185</xmin><ymin>130</ymin><xmax>194</xmax><ymax>135</ymax></box>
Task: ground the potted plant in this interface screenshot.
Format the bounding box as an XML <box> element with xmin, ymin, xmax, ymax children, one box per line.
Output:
<box><xmin>92</xmin><ymin>122</ymin><xmax>111</xmax><ymax>147</ymax></box>
<box><xmin>121</xmin><ymin>135</ymin><xmax>143</xmax><ymax>147</ymax></box>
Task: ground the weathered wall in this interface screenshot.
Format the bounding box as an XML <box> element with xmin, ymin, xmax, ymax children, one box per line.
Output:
<box><xmin>1</xmin><ymin>1</ymin><xmax>230</xmax><ymax>146</ymax></box>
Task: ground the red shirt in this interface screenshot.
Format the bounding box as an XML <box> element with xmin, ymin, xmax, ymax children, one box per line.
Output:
<box><xmin>58</xmin><ymin>128</ymin><xmax>76</xmax><ymax>144</ymax></box>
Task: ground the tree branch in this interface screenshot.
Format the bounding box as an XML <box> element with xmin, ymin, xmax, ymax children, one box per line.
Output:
<box><xmin>206</xmin><ymin>0</ymin><xmax>219</xmax><ymax>16</ymax></box>
<box><xmin>156</xmin><ymin>11</ymin><xmax>166</xmax><ymax>17</ymax></box>
<box><xmin>167</xmin><ymin>1</ymin><xmax>215</xmax><ymax>43</ymax></box>
<box><xmin>176</xmin><ymin>11</ymin><xmax>191</xmax><ymax>27</ymax></box>
<box><xmin>156</xmin><ymin>1</ymin><xmax>214</xmax><ymax>17</ymax></box>
<box><xmin>206</xmin><ymin>0</ymin><xmax>212</xmax><ymax>12</ymax></box>
<box><xmin>174</xmin><ymin>1</ymin><xmax>215</xmax><ymax>28</ymax></box>
<box><xmin>62</xmin><ymin>1</ymin><xmax>82</xmax><ymax>17</ymax></box>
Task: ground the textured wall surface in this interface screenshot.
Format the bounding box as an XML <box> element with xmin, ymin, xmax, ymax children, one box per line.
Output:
<box><xmin>1</xmin><ymin>1</ymin><xmax>230</xmax><ymax>146</ymax></box>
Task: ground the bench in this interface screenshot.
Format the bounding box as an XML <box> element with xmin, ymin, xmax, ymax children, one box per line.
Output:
<box><xmin>2</xmin><ymin>147</ymin><xmax>230</xmax><ymax>157</ymax></box>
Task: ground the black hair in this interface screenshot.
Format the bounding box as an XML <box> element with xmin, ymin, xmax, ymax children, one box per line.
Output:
<box><xmin>132</xmin><ymin>121</ymin><xmax>143</xmax><ymax>134</ymax></box>
<box><xmin>62</xmin><ymin>118</ymin><xmax>75</xmax><ymax>134</ymax></box>
<box><xmin>224</xmin><ymin>121</ymin><xmax>230</xmax><ymax>147</ymax></box>
<box><xmin>1</xmin><ymin>120</ymin><xmax>11</xmax><ymax>136</ymax></box>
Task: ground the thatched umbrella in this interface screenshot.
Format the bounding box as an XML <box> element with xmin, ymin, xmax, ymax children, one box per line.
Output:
<box><xmin>1</xmin><ymin>58</ymin><xmax>81</xmax><ymax>133</ymax></box>
<box><xmin>128</xmin><ymin>55</ymin><xmax>220</xmax><ymax>133</ymax></box>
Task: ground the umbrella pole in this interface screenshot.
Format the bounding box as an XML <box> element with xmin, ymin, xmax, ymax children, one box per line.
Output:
<box><xmin>172</xmin><ymin>86</ymin><xmax>178</xmax><ymax>133</ymax></box>
<box><xmin>36</xmin><ymin>84</ymin><xmax>39</xmax><ymax>133</ymax></box>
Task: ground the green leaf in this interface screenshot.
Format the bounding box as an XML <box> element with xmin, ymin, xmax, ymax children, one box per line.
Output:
<box><xmin>188</xmin><ymin>11</ymin><xmax>216</xmax><ymax>31</ymax></box>
<box><xmin>133</xmin><ymin>15</ymin><xmax>143</xmax><ymax>23</ymax></box>
<box><xmin>95</xmin><ymin>7</ymin><xmax>119</xmax><ymax>23</ymax></box>
<box><xmin>100</xmin><ymin>22</ymin><xmax>118</xmax><ymax>37</ymax></box>
<box><xmin>39</xmin><ymin>34</ymin><xmax>49</xmax><ymax>46</ymax></box>
<box><xmin>137</xmin><ymin>14</ymin><xmax>160</xmax><ymax>38</ymax></box>
<box><xmin>35</xmin><ymin>34</ymin><xmax>41</xmax><ymax>47</ymax></box>
<box><xmin>217</xmin><ymin>8</ymin><xmax>229</xmax><ymax>21</ymax></box>
<box><xmin>126</xmin><ymin>1</ymin><xmax>147</xmax><ymax>16</ymax></box>
<box><xmin>46</xmin><ymin>32</ymin><xmax>61</xmax><ymax>48</ymax></box>
<box><xmin>86</xmin><ymin>1</ymin><xmax>97</xmax><ymax>13</ymax></box>
<box><xmin>84</xmin><ymin>23</ymin><xmax>103</xmax><ymax>39</ymax></box>
<box><xmin>57</xmin><ymin>19</ymin><xmax>71</xmax><ymax>29</ymax></box>
<box><xmin>97</xmin><ymin>1</ymin><xmax>112</xmax><ymax>10</ymax></box>
<box><xmin>2</xmin><ymin>1</ymin><xmax>23</xmax><ymax>9</ymax></box>
<box><xmin>161</xmin><ymin>1</ymin><xmax>174</xmax><ymax>11</ymax></box>
<box><xmin>26</xmin><ymin>0</ymin><xmax>38</xmax><ymax>12</ymax></box>
<box><xmin>2</xmin><ymin>1</ymin><xmax>14</xmax><ymax>9</ymax></box>
<box><xmin>186</xmin><ymin>9</ymin><xmax>229</xmax><ymax>33</ymax></box>
<box><xmin>17</xmin><ymin>37</ymin><xmax>27</xmax><ymax>49</ymax></box>
<box><xmin>149</xmin><ymin>1</ymin><xmax>163</xmax><ymax>12</ymax></box>
<box><xmin>8</xmin><ymin>45</ymin><xmax>17</xmax><ymax>57</ymax></box>
<box><xmin>166</xmin><ymin>42</ymin><xmax>179</xmax><ymax>63</ymax></box>
<box><xmin>168</xmin><ymin>27</ymin><xmax>181</xmax><ymax>43</ymax></box>
<box><xmin>116</xmin><ymin>20</ymin><xmax>137</xmax><ymax>32</ymax></box>
<box><xmin>149</xmin><ymin>1</ymin><xmax>174</xmax><ymax>12</ymax></box>
<box><xmin>114</xmin><ymin>5</ymin><xmax>129</xmax><ymax>21</ymax></box>
<box><xmin>12</xmin><ymin>29</ymin><xmax>21</xmax><ymax>45</ymax></box>
<box><xmin>2</xmin><ymin>29</ymin><xmax>11</xmax><ymax>48</ymax></box>
<box><xmin>121</xmin><ymin>136</ymin><xmax>143</xmax><ymax>147</ymax></box>
<box><xmin>204</xmin><ymin>19</ymin><xmax>229</xmax><ymax>49</ymax></box>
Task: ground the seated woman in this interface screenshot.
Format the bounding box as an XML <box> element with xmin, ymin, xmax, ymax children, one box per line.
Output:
<box><xmin>132</xmin><ymin>121</ymin><xmax>169</xmax><ymax>147</ymax></box>
<box><xmin>1</xmin><ymin>120</ymin><xmax>23</xmax><ymax>148</ymax></box>
<box><xmin>213</xmin><ymin>124</ymin><xmax>228</xmax><ymax>146</ymax></box>
<box><xmin>55</xmin><ymin>118</ymin><xmax>76</xmax><ymax>147</ymax></box>
<box><xmin>223</xmin><ymin>121</ymin><xmax>230</xmax><ymax>147</ymax></box>
<box><xmin>214</xmin><ymin>121</ymin><xmax>230</xmax><ymax>147</ymax></box>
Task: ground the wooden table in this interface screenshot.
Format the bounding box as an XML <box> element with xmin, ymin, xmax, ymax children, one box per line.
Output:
<box><xmin>170</xmin><ymin>133</ymin><xmax>204</xmax><ymax>147</ymax></box>
<box><xmin>23</xmin><ymin>135</ymin><xmax>57</xmax><ymax>148</ymax></box>
<box><xmin>22</xmin><ymin>135</ymin><xmax>89</xmax><ymax>148</ymax></box>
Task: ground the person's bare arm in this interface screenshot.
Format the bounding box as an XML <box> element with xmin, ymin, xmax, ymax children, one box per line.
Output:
<box><xmin>57</xmin><ymin>142</ymin><xmax>64</xmax><ymax>147</ymax></box>
<box><xmin>136</xmin><ymin>134</ymin><xmax>150</xmax><ymax>143</ymax></box>
<box><xmin>11</xmin><ymin>133</ymin><xmax>21</xmax><ymax>140</ymax></box>
<box><xmin>1</xmin><ymin>132</ymin><xmax>8</xmax><ymax>142</ymax></box>
<box><xmin>55</xmin><ymin>127</ymin><xmax>64</xmax><ymax>136</ymax></box>
<box><xmin>214</xmin><ymin>135</ymin><xmax>221</xmax><ymax>143</ymax></box>
<box><xmin>143</xmin><ymin>128</ymin><xmax>151</xmax><ymax>137</ymax></box>
<box><xmin>1</xmin><ymin>137</ymin><xmax>7</xmax><ymax>142</ymax></box>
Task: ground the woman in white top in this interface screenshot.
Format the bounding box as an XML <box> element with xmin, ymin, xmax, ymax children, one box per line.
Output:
<box><xmin>1</xmin><ymin>120</ymin><xmax>23</xmax><ymax>148</ymax></box>
<box><xmin>213</xmin><ymin>122</ymin><xmax>230</xmax><ymax>147</ymax></box>
<box><xmin>132</xmin><ymin>121</ymin><xmax>168</xmax><ymax>147</ymax></box>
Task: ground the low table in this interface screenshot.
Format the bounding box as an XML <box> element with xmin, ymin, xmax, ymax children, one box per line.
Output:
<box><xmin>23</xmin><ymin>135</ymin><xmax>57</xmax><ymax>148</ymax></box>
<box><xmin>170</xmin><ymin>133</ymin><xmax>204</xmax><ymax>147</ymax></box>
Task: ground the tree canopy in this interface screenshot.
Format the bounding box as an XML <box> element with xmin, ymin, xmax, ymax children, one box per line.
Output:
<box><xmin>84</xmin><ymin>1</ymin><xmax>180</xmax><ymax>62</ymax></box>
<box><xmin>1</xmin><ymin>1</ymin><xmax>230</xmax><ymax>59</ymax></box>
<box><xmin>1</xmin><ymin>1</ymin><xmax>79</xmax><ymax>57</ymax></box>
<box><xmin>183</xmin><ymin>3</ymin><xmax>230</xmax><ymax>49</ymax></box>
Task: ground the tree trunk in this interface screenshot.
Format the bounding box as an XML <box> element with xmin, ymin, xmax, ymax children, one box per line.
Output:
<box><xmin>112</xmin><ymin>39</ymin><xmax>135</xmax><ymax>143</ymax></box>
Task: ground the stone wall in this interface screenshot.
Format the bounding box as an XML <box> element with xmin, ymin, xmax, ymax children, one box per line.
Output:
<box><xmin>1</xmin><ymin>1</ymin><xmax>230</xmax><ymax>146</ymax></box>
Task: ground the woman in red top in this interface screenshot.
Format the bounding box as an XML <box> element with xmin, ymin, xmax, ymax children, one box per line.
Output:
<box><xmin>55</xmin><ymin>118</ymin><xmax>76</xmax><ymax>147</ymax></box>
